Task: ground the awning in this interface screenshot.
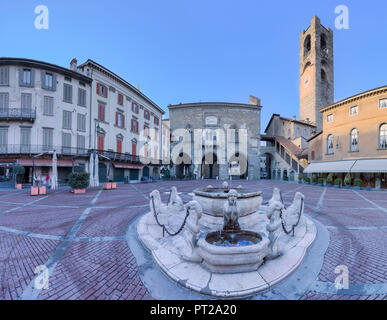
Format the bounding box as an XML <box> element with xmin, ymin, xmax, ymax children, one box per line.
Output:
<box><xmin>304</xmin><ymin>160</ymin><xmax>356</xmax><ymax>173</ymax></box>
<box><xmin>112</xmin><ymin>162</ymin><xmax>143</xmax><ymax>170</ymax></box>
<box><xmin>18</xmin><ymin>159</ymin><xmax>77</xmax><ymax>168</ymax></box>
<box><xmin>351</xmin><ymin>159</ymin><xmax>387</xmax><ymax>173</ymax></box>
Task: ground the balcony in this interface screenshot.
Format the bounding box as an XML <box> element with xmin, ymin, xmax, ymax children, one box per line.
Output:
<box><xmin>0</xmin><ymin>108</ymin><xmax>36</xmax><ymax>122</ymax></box>
<box><xmin>0</xmin><ymin>145</ymin><xmax>89</xmax><ymax>157</ymax></box>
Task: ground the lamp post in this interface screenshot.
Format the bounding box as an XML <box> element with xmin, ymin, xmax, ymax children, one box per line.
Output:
<box><xmin>93</xmin><ymin>120</ymin><xmax>101</xmax><ymax>181</ymax></box>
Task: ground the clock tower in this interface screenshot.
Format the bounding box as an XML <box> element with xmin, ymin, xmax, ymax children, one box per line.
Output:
<box><xmin>300</xmin><ymin>16</ymin><xmax>334</xmax><ymax>131</ymax></box>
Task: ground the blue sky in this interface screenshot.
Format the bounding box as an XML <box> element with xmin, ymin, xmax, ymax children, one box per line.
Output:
<box><xmin>1</xmin><ymin>0</ymin><xmax>387</xmax><ymax>129</ymax></box>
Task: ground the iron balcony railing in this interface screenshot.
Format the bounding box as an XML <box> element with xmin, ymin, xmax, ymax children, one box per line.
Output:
<box><xmin>0</xmin><ymin>144</ymin><xmax>163</xmax><ymax>165</ymax></box>
<box><xmin>0</xmin><ymin>108</ymin><xmax>36</xmax><ymax>122</ymax></box>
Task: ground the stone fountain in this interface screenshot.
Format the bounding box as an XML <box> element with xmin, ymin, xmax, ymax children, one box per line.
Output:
<box><xmin>136</xmin><ymin>183</ymin><xmax>316</xmax><ymax>298</ymax></box>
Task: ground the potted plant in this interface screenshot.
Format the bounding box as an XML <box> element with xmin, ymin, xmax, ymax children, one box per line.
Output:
<box><xmin>104</xmin><ymin>179</ymin><xmax>113</xmax><ymax>190</ymax></box>
<box><xmin>298</xmin><ymin>173</ymin><xmax>303</xmax><ymax>184</ymax></box>
<box><xmin>305</xmin><ymin>177</ymin><xmax>311</xmax><ymax>184</ymax></box>
<box><xmin>353</xmin><ymin>178</ymin><xmax>363</xmax><ymax>190</ymax></box>
<box><xmin>326</xmin><ymin>173</ymin><xmax>333</xmax><ymax>187</ymax></box>
<box><xmin>14</xmin><ymin>165</ymin><xmax>25</xmax><ymax>190</ymax></box>
<box><xmin>334</xmin><ymin>178</ymin><xmax>342</xmax><ymax>188</ymax></box>
<box><xmin>312</xmin><ymin>174</ymin><xmax>317</xmax><ymax>185</ymax></box>
<box><xmin>68</xmin><ymin>172</ymin><xmax>90</xmax><ymax>194</ymax></box>
<box><xmin>344</xmin><ymin>173</ymin><xmax>352</xmax><ymax>189</ymax></box>
<box><xmin>318</xmin><ymin>178</ymin><xmax>324</xmax><ymax>186</ymax></box>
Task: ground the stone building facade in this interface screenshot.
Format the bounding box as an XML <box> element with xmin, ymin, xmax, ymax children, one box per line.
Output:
<box><xmin>299</xmin><ymin>16</ymin><xmax>334</xmax><ymax>131</ymax></box>
<box><xmin>306</xmin><ymin>86</ymin><xmax>387</xmax><ymax>188</ymax></box>
<box><xmin>168</xmin><ymin>96</ymin><xmax>262</xmax><ymax>180</ymax></box>
<box><xmin>0</xmin><ymin>58</ymin><xmax>92</xmax><ymax>185</ymax></box>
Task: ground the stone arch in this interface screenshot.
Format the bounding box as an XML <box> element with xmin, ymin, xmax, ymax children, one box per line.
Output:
<box><xmin>320</xmin><ymin>33</ymin><xmax>327</xmax><ymax>52</ymax></box>
<box><xmin>304</xmin><ymin>35</ymin><xmax>311</xmax><ymax>57</ymax></box>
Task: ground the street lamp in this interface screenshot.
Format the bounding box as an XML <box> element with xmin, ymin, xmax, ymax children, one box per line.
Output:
<box><xmin>93</xmin><ymin>120</ymin><xmax>101</xmax><ymax>180</ymax></box>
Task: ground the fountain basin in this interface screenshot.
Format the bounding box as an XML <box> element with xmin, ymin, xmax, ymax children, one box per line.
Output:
<box><xmin>197</xmin><ymin>231</ymin><xmax>270</xmax><ymax>273</ymax></box>
<box><xmin>193</xmin><ymin>188</ymin><xmax>262</xmax><ymax>218</ymax></box>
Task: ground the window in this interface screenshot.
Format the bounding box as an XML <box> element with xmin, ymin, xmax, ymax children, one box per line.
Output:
<box><xmin>144</xmin><ymin>110</ymin><xmax>150</xmax><ymax>120</ymax></box>
<box><xmin>21</xmin><ymin>93</ymin><xmax>32</xmax><ymax>112</ymax></box>
<box><xmin>154</xmin><ymin>128</ymin><xmax>158</xmax><ymax>141</ymax></box>
<box><xmin>117</xmin><ymin>139</ymin><xmax>122</xmax><ymax>153</ymax></box>
<box><xmin>154</xmin><ymin>116</ymin><xmax>159</xmax><ymax>126</ymax></box>
<box><xmin>321</xmin><ymin>69</ymin><xmax>327</xmax><ymax>81</ymax></box>
<box><xmin>43</xmin><ymin>128</ymin><xmax>53</xmax><ymax>151</ymax></box>
<box><xmin>63</xmin><ymin>110</ymin><xmax>72</xmax><ymax>129</ymax></box>
<box><xmin>379</xmin><ymin>98</ymin><xmax>387</xmax><ymax>109</ymax></box>
<box><xmin>327</xmin><ymin>114</ymin><xmax>334</xmax><ymax>123</ymax></box>
<box><xmin>132</xmin><ymin>143</ymin><xmax>137</xmax><ymax>156</ymax></box>
<box><xmin>42</xmin><ymin>72</ymin><xmax>55</xmax><ymax>90</ymax></box>
<box><xmin>304</xmin><ymin>35</ymin><xmax>311</xmax><ymax>57</ymax></box>
<box><xmin>20</xmin><ymin>127</ymin><xmax>31</xmax><ymax>153</ymax></box>
<box><xmin>144</xmin><ymin>145</ymin><xmax>148</xmax><ymax>158</ymax></box>
<box><xmin>0</xmin><ymin>128</ymin><xmax>8</xmax><ymax>153</ymax></box>
<box><xmin>118</xmin><ymin>93</ymin><xmax>124</xmax><ymax>106</ymax></box>
<box><xmin>321</xmin><ymin>34</ymin><xmax>327</xmax><ymax>52</ymax></box>
<box><xmin>350</xmin><ymin>105</ymin><xmax>358</xmax><ymax>115</ymax></box>
<box><xmin>96</xmin><ymin>83</ymin><xmax>108</xmax><ymax>98</ymax></box>
<box><xmin>43</xmin><ymin>96</ymin><xmax>54</xmax><ymax>116</ymax></box>
<box><xmin>154</xmin><ymin>146</ymin><xmax>158</xmax><ymax>160</ymax></box>
<box><xmin>132</xmin><ymin>102</ymin><xmax>139</xmax><ymax>114</ymax></box>
<box><xmin>62</xmin><ymin>133</ymin><xmax>72</xmax><ymax>154</ymax></box>
<box><xmin>350</xmin><ymin>129</ymin><xmax>359</xmax><ymax>152</ymax></box>
<box><xmin>311</xmin><ymin>151</ymin><xmax>315</xmax><ymax>161</ymax></box>
<box><xmin>63</xmin><ymin>83</ymin><xmax>73</xmax><ymax>103</ymax></box>
<box><xmin>77</xmin><ymin>113</ymin><xmax>86</xmax><ymax>132</ymax></box>
<box><xmin>144</xmin><ymin>125</ymin><xmax>149</xmax><ymax>137</ymax></box>
<box><xmin>77</xmin><ymin>135</ymin><xmax>85</xmax><ymax>152</ymax></box>
<box><xmin>20</xmin><ymin>68</ymin><xmax>34</xmax><ymax>87</ymax></box>
<box><xmin>97</xmin><ymin>134</ymin><xmax>104</xmax><ymax>151</ymax></box>
<box><xmin>98</xmin><ymin>104</ymin><xmax>105</xmax><ymax>122</ymax></box>
<box><xmin>131</xmin><ymin>118</ymin><xmax>139</xmax><ymax>133</ymax></box>
<box><xmin>327</xmin><ymin>134</ymin><xmax>334</xmax><ymax>154</ymax></box>
<box><xmin>380</xmin><ymin>124</ymin><xmax>387</xmax><ymax>149</ymax></box>
<box><xmin>116</xmin><ymin>112</ymin><xmax>125</xmax><ymax>128</ymax></box>
<box><xmin>0</xmin><ymin>93</ymin><xmax>9</xmax><ymax>112</ymax></box>
<box><xmin>0</xmin><ymin>67</ymin><xmax>9</xmax><ymax>86</ymax></box>
<box><xmin>78</xmin><ymin>88</ymin><xmax>86</xmax><ymax>107</ymax></box>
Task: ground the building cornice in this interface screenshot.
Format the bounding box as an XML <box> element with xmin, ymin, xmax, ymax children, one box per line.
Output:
<box><xmin>0</xmin><ymin>57</ymin><xmax>92</xmax><ymax>83</ymax></box>
<box><xmin>320</xmin><ymin>85</ymin><xmax>387</xmax><ymax>113</ymax></box>
<box><xmin>168</xmin><ymin>102</ymin><xmax>262</xmax><ymax>110</ymax></box>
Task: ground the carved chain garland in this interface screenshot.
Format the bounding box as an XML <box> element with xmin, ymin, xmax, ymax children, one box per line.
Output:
<box><xmin>151</xmin><ymin>194</ymin><xmax>190</xmax><ymax>237</ymax></box>
<box><xmin>279</xmin><ymin>191</ymin><xmax>304</xmax><ymax>236</ymax></box>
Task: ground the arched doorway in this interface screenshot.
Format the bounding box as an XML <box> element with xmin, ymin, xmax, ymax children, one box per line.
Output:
<box><xmin>264</xmin><ymin>153</ymin><xmax>273</xmax><ymax>179</ymax></box>
<box><xmin>283</xmin><ymin>170</ymin><xmax>288</xmax><ymax>181</ymax></box>
<box><xmin>202</xmin><ymin>153</ymin><xmax>218</xmax><ymax>179</ymax></box>
<box><xmin>98</xmin><ymin>163</ymin><xmax>107</xmax><ymax>183</ymax></box>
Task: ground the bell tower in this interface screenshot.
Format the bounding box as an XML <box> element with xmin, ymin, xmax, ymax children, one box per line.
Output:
<box><xmin>300</xmin><ymin>16</ymin><xmax>334</xmax><ymax>131</ymax></box>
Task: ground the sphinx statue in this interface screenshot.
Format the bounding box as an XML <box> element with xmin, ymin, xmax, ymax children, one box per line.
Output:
<box><xmin>223</xmin><ymin>189</ymin><xmax>241</xmax><ymax>231</ymax></box>
<box><xmin>168</xmin><ymin>186</ymin><xmax>184</xmax><ymax>213</ymax></box>
<box><xmin>266</xmin><ymin>188</ymin><xmax>285</xmax><ymax>259</ymax></box>
<box><xmin>149</xmin><ymin>190</ymin><xmax>169</xmax><ymax>226</ymax></box>
<box><xmin>281</xmin><ymin>192</ymin><xmax>305</xmax><ymax>235</ymax></box>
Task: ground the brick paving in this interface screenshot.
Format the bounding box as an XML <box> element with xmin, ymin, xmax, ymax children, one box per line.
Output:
<box><xmin>0</xmin><ymin>180</ymin><xmax>386</xmax><ymax>300</ymax></box>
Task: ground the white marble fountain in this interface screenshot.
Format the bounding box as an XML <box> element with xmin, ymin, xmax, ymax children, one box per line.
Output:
<box><xmin>137</xmin><ymin>183</ymin><xmax>316</xmax><ymax>298</ymax></box>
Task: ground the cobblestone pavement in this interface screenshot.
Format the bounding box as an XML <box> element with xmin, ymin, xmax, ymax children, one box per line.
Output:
<box><xmin>0</xmin><ymin>180</ymin><xmax>386</xmax><ymax>300</ymax></box>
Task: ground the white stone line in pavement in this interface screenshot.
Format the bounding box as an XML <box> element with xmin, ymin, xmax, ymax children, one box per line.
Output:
<box><xmin>352</xmin><ymin>190</ymin><xmax>387</xmax><ymax>214</ymax></box>
<box><xmin>0</xmin><ymin>201</ymin><xmax>149</xmax><ymax>210</ymax></box>
<box><xmin>130</xmin><ymin>184</ymin><xmax>150</xmax><ymax>200</ymax></box>
<box><xmin>19</xmin><ymin>190</ymin><xmax>103</xmax><ymax>300</ymax></box>
<box><xmin>314</xmin><ymin>187</ymin><xmax>327</xmax><ymax>213</ymax></box>
<box><xmin>310</xmin><ymin>280</ymin><xmax>387</xmax><ymax>296</ymax></box>
<box><xmin>0</xmin><ymin>226</ymin><xmax>64</xmax><ymax>241</ymax></box>
<box><xmin>327</xmin><ymin>225</ymin><xmax>387</xmax><ymax>231</ymax></box>
<box><xmin>0</xmin><ymin>196</ymin><xmax>48</xmax><ymax>215</ymax></box>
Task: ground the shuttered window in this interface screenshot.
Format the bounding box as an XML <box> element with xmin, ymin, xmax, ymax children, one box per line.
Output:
<box><xmin>41</xmin><ymin>72</ymin><xmax>56</xmax><ymax>91</ymax></box>
<box><xmin>77</xmin><ymin>134</ymin><xmax>85</xmax><ymax>151</ymax></box>
<box><xmin>132</xmin><ymin>143</ymin><xmax>136</xmax><ymax>156</ymax></box>
<box><xmin>97</xmin><ymin>135</ymin><xmax>104</xmax><ymax>151</ymax></box>
<box><xmin>63</xmin><ymin>83</ymin><xmax>73</xmax><ymax>103</ymax></box>
<box><xmin>63</xmin><ymin>110</ymin><xmax>72</xmax><ymax>129</ymax></box>
<box><xmin>62</xmin><ymin>132</ymin><xmax>72</xmax><ymax>154</ymax></box>
<box><xmin>78</xmin><ymin>88</ymin><xmax>86</xmax><ymax>107</ymax></box>
<box><xmin>77</xmin><ymin>113</ymin><xmax>86</xmax><ymax>132</ymax></box>
<box><xmin>0</xmin><ymin>93</ymin><xmax>9</xmax><ymax>112</ymax></box>
<box><xmin>21</xmin><ymin>93</ymin><xmax>32</xmax><ymax>111</ymax></box>
<box><xmin>98</xmin><ymin>104</ymin><xmax>105</xmax><ymax>121</ymax></box>
<box><xmin>43</xmin><ymin>96</ymin><xmax>54</xmax><ymax>116</ymax></box>
<box><xmin>117</xmin><ymin>139</ymin><xmax>122</xmax><ymax>153</ymax></box>
<box><xmin>43</xmin><ymin>128</ymin><xmax>53</xmax><ymax>151</ymax></box>
<box><xmin>19</xmin><ymin>68</ymin><xmax>35</xmax><ymax>87</ymax></box>
<box><xmin>0</xmin><ymin>67</ymin><xmax>9</xmax><ymax>85</ymax></box>
<box><xmin>116</xmin><ymin>112</ymin><xmax>125</xmax><ymax>128</ymax></box>
<box><xmin>0</xmin><ymin>128</ymin><xmax>8</xmax><ymax>153</ymax></box>
<box><xmin>20</xmin><ymin>127</ymin><xmax>31</xmax><ymax>153</ymax></box>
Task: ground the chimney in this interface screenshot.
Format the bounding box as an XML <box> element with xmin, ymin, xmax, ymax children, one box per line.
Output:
<box><xmin>249</xmin><ymin>95</ymin><xmax>261</xmax><ymax>106</ymax></box>
<box><xmin>293</xmin><ymin>115</ymin><xmax>296</xmax><ymax>120</ymax></box>
<box><xmin>70</xmin><ymin>58</ymin><xmax>78</xmax><ymax>71</ymax></box>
